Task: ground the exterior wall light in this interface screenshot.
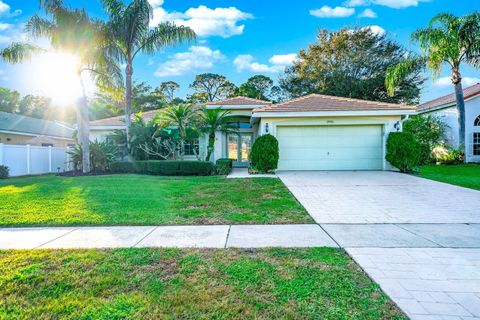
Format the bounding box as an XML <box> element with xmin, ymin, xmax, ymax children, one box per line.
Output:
<box><xmin>265</xmin><ymin>123</ymin><xmax>269</xmax><ymax>133</ymax></box>
<box><xmin>394</xmin><ymin>121</ymin><xmax>400</xmax><ymax>131</ymax></box>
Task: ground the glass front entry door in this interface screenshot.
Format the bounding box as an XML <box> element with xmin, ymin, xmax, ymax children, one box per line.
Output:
<box><xmin>227</xmin><ymin>133</ymin><xmax>252</xmax><ymax>167</ymax></box>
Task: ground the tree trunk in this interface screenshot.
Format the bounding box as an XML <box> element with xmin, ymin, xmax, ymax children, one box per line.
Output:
<box><xmin>79</xmin><ymin>77</ymin><xmax>90</xmax><ymax>173</ymax></box>
<box><xmin>125</xmin><ymin>60</ymin><xmax>133</xmax><ymax>153</ymax></box>
<box><xmin>205</xmin><ymin>132</ymin><xmax>215</xmax><ymax>162</ymax></box>
<box><xmin>452</xmin><ymin>69</ymin><xmax>466</xmax><ymax>161</ymax></box>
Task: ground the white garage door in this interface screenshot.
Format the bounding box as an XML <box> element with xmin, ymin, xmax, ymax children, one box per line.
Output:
<box><xmin>277</xmin><ymin>125</ymin><xmax>383</xmax><ymax>170</ymax></box>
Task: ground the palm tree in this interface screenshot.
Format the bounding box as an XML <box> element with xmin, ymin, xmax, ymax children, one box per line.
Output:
<box><xmin>0</xmin><ymin>1</ymin><xmax>122</xmax><ymax>173</ymax></box>
<box><xmin>159</xmin><ymin>104</ymin><xmax>198</xmax><ymax>160</ymax></box>
<box><xmin>198</xmin><ymin>108</ymin><xmax>237</xmax><ymax>162</ymax></box>
<box><xmin>101</xmin><ymin>0</ymin><xmax>196</xmax><ymax>148</ymax></box>
<box><xmin>386</xmin><ymin>12</ymin><xmax>480</xmax><ymax>155</ymax></box>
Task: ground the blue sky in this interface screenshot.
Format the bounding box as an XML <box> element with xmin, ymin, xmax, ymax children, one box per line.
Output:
<box><xmin>0</xmin><ymin>0</ymin><xmax>479</xmax><ymax>103</ymax></box>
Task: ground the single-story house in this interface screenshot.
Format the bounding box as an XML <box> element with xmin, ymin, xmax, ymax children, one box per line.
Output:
<box><xmin>0</xmin><ymin>111</ymin><xmax>75</xmax><ymax>147</ymax></box>
<box><xmin>90</xmin><ymin>95</ymin><xmax>415</xmax><ymax>171</ymax></box>
<box><xmin>417</xmin><ymin>83</ymin><xmax>480</xmax><ymax>163</ymax></box>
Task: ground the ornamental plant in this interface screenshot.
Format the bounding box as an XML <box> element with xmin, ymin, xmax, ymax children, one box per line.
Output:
<box><xmin>250</xmin><ymin>134</ymin><xmax>279</xmax><ymax>173</ymax></box>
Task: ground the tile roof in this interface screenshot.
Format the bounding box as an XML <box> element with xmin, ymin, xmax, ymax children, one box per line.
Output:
<box><xmin>206</xmin><ymin>96</ymin><xmax>272</xmax><ymax>106</ymax></box>
<box><xmin>0</xmin><ymin>111</ymin><xmax>74</xmax><ymax>139</ymax></box>
<box><xmin>417</xmin><ymin>83</ymin><xmax>480</xmax><ymax>112</ymax></box>
<box><xmin>253</xmin><ymin>94</ymin><xmax>415</xmax><ymax>113</ymax></box>
<box><xmin>89</xmin><ymin>109</ymin><xmax>161</xmax><ymax>127</ymax></box>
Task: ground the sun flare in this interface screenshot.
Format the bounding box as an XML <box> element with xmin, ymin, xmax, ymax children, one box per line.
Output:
<box><xmin>29</xmin><ymin>52</ymin><xmax>93</xmax><ymax>105</ymax></box>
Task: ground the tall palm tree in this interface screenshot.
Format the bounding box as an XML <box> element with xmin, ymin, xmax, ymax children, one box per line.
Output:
<box><xmin>101</xmin><ymin>0</ymin><xmax>196</xmax><ymax>147</ymax></box>
<box><xmin>159</xmin><ymin>104</ymin><xmax>198</xmax><ymax>160</ymax></box>
<box><xmin>198</xmin><ymin>108</ymin><xmax>237</xmax><ymax>162</ymax></box>
<box><xmin>386</xmin><ymin>12</ymin><xmax>480</xmax><ymax>155</ymax></box>
<box><xmin>0</xmin><ymin>1</ymin><xmax>122</xmax><ymax>173</ymax></box>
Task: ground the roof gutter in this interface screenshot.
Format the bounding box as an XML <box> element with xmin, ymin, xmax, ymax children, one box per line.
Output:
<box><xmin>252</xmin><ymin>110</ymin><xmax>416</xmax><ymax>118</ymax></box>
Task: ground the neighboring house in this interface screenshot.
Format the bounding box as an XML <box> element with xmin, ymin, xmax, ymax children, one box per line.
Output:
<box><xmin>0</xmin><ymin>111</ymin><xmax>74</xmax><ymax>147</ymax></box>
<box><xmin>417</xmin><ymin>83</ymin><xmax>480</xmax><ymax>163</ymax></box>
<box><xmin>88</xmin><ymin>95</ymin><xmax>415</xmax><ymax>170</ymax></box>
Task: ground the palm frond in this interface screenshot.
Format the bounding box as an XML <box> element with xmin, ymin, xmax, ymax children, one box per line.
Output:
<box><xmin>100</xmin><ymin>0</ymin><xmax>125</xmax><ymax>17</ymax></box>
<box><xmin>385</xmin><ymin>57</ymin><xmax>425</xmax><ymax>97</ymax></box>
<box><xmin>25</xmin><ymin>15</ymin><xmax>55</xmax><ymax>39</ymax></box>
<box><xmin>135</xmin><ymin>22</ymin><xmax>196</xmax><ymax>57</ymax></box>
<box><xmin>0</xmin><ymin>42</ymin><xmax>45</xmax><ymax>63</ymax></box>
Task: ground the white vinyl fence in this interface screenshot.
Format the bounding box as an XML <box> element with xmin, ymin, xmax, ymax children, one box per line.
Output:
<box><xmin>0</xmin><ymin>144</ymin><xmax>70</xmax><ymax>177</ymax></box>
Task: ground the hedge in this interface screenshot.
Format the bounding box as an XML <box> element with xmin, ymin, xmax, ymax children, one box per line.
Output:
<box><xmin>215</xmin><ymin>158</ymin><xmax>233</xmax><ymax>175</ymax></box>
<box><xmin>250</xmin><ymin>134</ymin><xmax>279</xmax><ymax>173</ymax></box>
<box><xmin>386</xmin><ymin>132</ymin><xmax>422</xmax><ymax>173</ymax></box>
<box><xmin>110</xmin><ymin>160</ymin><xmax>215</xmax><ymax>176</ymax></box>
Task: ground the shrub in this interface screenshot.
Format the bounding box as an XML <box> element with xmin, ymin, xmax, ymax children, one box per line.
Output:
<box><xmin>215</xmin><ymin>158</ymin><xmax>233</xmax><ymax>175</ymax></box>
<box><xmin>432</xmin><ymin>145</ymin><xmax>464</xmax><ymax>165</ymax></box>
<box><xmin>110</xmin><ymin>160</ymin><xmax>214</xmax><ymax>176</ymax></box>
<box><xmin>386</xmin><ymin>132</ymin><xmax>422</xmax><ymax>173</ymax></box>
<box><xmin>403</xmin><ymin>115</ymin><xmax>446</xmax><ymax>164</ymax></box>
<box><xmin>68</xmin><ymin>140</ymin><xmax>118</xmax><ymax>172</ymax></box>
<box><xmin>0</xmin><ymin>165</ymin><xmax>9</xmax><ymax>179</ymax></box>
<box><xmin>250</xmin><ymin>134</ymin><xmax>279</xmax><ymax>173</ymax></box>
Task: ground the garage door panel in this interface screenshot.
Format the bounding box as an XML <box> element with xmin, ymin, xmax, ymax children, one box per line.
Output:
<box><xmin>277</xmin><ymin>125</ymin><xmax>383</xmax><ymax>171</ymax></box>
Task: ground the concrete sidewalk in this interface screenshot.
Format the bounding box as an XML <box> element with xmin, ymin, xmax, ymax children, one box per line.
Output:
<box><xmin>2</xmin><ymin>223</ymin><xmax>480</xmax><ymax>250</ymax></box>
<box><xmin>0</xmin><ymin>224</ymin><xmax>337</xmax><ymax>249</ymax></box>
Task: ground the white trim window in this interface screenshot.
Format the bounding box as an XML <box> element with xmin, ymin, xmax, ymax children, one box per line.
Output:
<box><xmin>474</xmin><ymin>115</ymin><xmax>480</xmax><ymax>156</ymax></box>
<box><xmin>184</xmin><ymin>139</ymin><xmax>199</xmax><ymax>156</ymax></box>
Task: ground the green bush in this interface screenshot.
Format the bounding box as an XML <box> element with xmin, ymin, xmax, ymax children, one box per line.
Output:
<box><xmin>215</xmin><ymin>158</ymin><xmax>233</xmax><ymax>175</ymax></box>
<box><xmin>386</xmin><ymin>132</ymin><xmax>422</xmax><ymax>173</ymax></box>
<box><xmin>432</xmin><ymin>145</ymin><xmax>464</xmax><ymax>165</ymax></box>
<box><xmin>403</xmin><ymin>115</ymin><xmax>446</xmax><ymax>164</ymax></box>
<box><xmin>0</xmin><ymin>165</ymin><xmax>9</xmax><ymax>179</ymax></box>
<box><xmin>68</xmin><ymin>140</ymin><xmax>118</xmax><ymax>172</ymax></box>
<box><xmin>110</xmin><ymin>160</ymin><xmax>214</xmax><ymax>176</ymax></box>
<box><xmin>250</xmin><ymin>134</ymin><xmax>279</xmax><ymax>173</ymax></box>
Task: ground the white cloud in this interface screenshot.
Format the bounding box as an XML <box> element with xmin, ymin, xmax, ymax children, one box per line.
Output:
<box><xmin>371</xmin><ymin>0</ymin><xmax>429</xmax><ymax>9</ymax></box>
<box><xmin>434</xmin><ymin>76</ymin><xmax>480</xmax><ymax>87</ymax></box>
<box><xmin>358</xmin><ymin>9</ymin><xmax>377</xmax><ymax>18</ymax></box>
<box><xmin>343</xmin><ymin>0</ymin><xmax>430</xmax><ymax>9</ymax></box>
<box><xmin>234</xmin><ymin>53</ymin><xmax>297</xmax><ymax>73</ymax></box>
<box><xmin>150</xmin><ymin>5</ymin><xmax>253</xmax><ymax>38</ymax></box>
<box><xmin>310</xmin><ymin>6</ymin><xmax>355</xmax><ymax>18</ymax></box>
<box><xmin>0</xmin><ymin>1</ymin><xmax>21</xmax><ymax>17</ymax></box>
<box><xmin>154</xmin><ymin>46</ymin><xmax>224</xmax><ymax>77</ymax></box>
<box><xmin>343</xmin><ymin>0</ymin><xmax>369</xmax><ymax>6</ymax></box>
<box><xmin>363</xmin><ymin>25</ymin><xmax>386</xmax><ymax>35</ymax></box>
<box><xmin>148</xmin><ymin>0</ymin><xmax>164</xmax><ymax>7</ymax></box>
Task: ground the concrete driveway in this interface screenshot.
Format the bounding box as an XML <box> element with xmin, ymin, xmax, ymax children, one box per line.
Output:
<box><xmin>279</xmin><ymin>171</ymin><xmax>480</xmax><ymax>319</ymax></box>
<box><xmin>278</xmin><ymin>171</ymin><xmax>480</xmax><ymax>224</ymax></box>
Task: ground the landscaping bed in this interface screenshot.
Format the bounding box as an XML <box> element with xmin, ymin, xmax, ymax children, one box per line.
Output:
<box><xmin>418</xmin><ymin>164</ymin><xmax>480</xmax><ymax>191</ymax></box>
<box><xmin>0</xmin><ymin>247</ymin><xmax>407</xmax><ymax>319</ymax></box>
<box><xmin>0</xmin><ymin>174</ymin><xmax>312</xmax><ymax>226</ymax></box>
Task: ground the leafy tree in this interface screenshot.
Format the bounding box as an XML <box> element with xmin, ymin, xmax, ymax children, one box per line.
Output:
<box><xmin>197</xmin><ymin>108</ymin><xmax>237</xmax><ymax>162</ymax></box>
<box><xmin>279</xmin><ymin>27</ymin><xmax>425</xmax><ymax>104</ymax></box>
<box><xmin>386</xmin><ymin>12</ymin><xmax>480</xmax><ymax>157</ymax></box>
<box><xmin>132</xmin><ymin>81</ymin><xmax>164</xmax><ymax>112</ymax></box>
<box><xmin>159</xmin><ymin>81</ymin><xmax>180</xmax><ymax>104</ymax></box>
<box><xmin>102</xmin><ymin>0</ymin><xmax>195</xmax><ymax>146</ymax></box>
<box><xmin>236</xmin><ymin>75</ymin><xmax>273</xmax><ymax>100</ymax></box>
<box><xmin>0</xmin><ymin>87</ymin><xmax>20</xmax><ymax>113</ymax></box>
<box><xmin>1</xmin><ymin>0</ymin><xmax>122</xmax><ymax>173</ymax></box>
<box><xmin>190</xmin><ymin>73</ymin><xmax>237</xmax><ymax>101</ymax></box>
<box><xmin>159</xmin><ymin>104</ymin><xmax>198</xmax><ymax>159</ymax></box>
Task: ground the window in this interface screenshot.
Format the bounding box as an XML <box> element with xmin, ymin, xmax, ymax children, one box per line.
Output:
<box><xmin>41</xmin><ymin>143</ymin><xmax>54</xmax><ymax>147</ymax></box>
<box><xmin>184</xmin><ymin>139</ymin><xmax>199</xmax><ymax>156</ymax></box>
<box><xmin>228</xmin><ymin>121</ymin><xmax>252</xmax><ymax>129</ymax></box>
<box><xmin>474</xmin><ymin>132</ymin><xmax>480</xmax><ymax>156</ymax></box>
<box><xmin>475</xmin><ymin>115</ymin><xmax>480</xmax><ymax>126</ymax></box>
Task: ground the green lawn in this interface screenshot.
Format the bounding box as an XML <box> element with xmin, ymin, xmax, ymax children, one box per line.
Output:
<box><xmin>418</xmin><ymin>164</ymin><xmax>480</xmax><ymax>191</ymax></box>
<box><xmin>0</xmin><ymin>248</ymin><xmax>406</xmax><ymax>320</ymax></box>
<box><xmin>0</xmin><ymin>174</ymin><xmax>312</xmax><ymax>226</ymax></box>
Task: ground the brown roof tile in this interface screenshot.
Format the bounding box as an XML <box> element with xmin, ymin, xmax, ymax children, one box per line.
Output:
<box><xmin>207</xmin><ymin>96</ymin><xmax>272</xmax><ymax>106</ymax></box>
<box><xmin>89</xmin><ymin>109</ymin><xmax>161</xmax><ymax>127</ymax></box>
<box><xmin>417</xmin><ymin>83</ymin><xmax>480</xmax><ymax>112</ymax></box>
<box><xmin>253</xmin><ymin>94</ymin><xmax>415</xmax><ymax>113</ymax></box>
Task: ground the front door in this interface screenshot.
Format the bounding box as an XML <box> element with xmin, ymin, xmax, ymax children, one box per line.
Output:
<box><xmin>228</xmin><ymin>133</ymin><xmax>252</xmax><ymax>167</ymax></box>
